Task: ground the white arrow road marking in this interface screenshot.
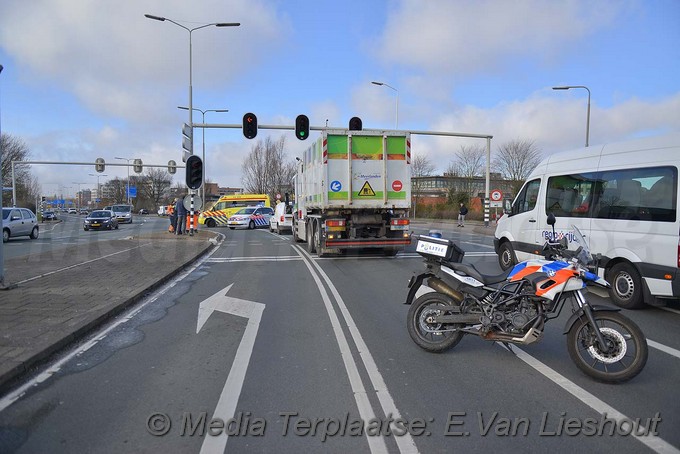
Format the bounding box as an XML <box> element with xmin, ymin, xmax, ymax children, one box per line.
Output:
<box><xmin>197</xmin><ymin>284</ymin><xmax>265</xmax><ymax>454</ymax></box>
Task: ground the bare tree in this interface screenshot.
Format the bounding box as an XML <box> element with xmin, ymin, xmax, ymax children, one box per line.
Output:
<box><xmin>141</xmin><ymin>168</ymin><xmax>173</xmax><ymax>208</ymax></box>
<box><xmin>493</xmin><ymin>139</ymin><xmax>542</xmax><ymax>195</ymax></box>
<box><xmin>411</xmin><ymin>153</ymin><xmax>436</xmax><ymax>218</ymax></box>
<box><xmin>241</xmin><ymin>136</ymin><xmax>296</xmax><ymax>202</ymax></box>
<box><xmin>1</xmin><ymin>133</ymin><xmax>36</xmax><ymax>206</ymax></box>
<box><xmin>452</xmin><ymin>144</ymin><xmax>485</xmax><ymax>196</ymax></box>
<box><xmin>104</xmin><ymin>178</ymin><xmax>127</xmax><ymax>204</ymax></box>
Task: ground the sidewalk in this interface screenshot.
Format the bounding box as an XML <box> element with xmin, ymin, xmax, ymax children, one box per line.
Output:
<box><xmin>410</xmin><ymin>218</ymin><xmax>498</xmax><ymax>237</ymax></box>
<box><xmin>0</xmin><ymin>229</ymin><xmax>218</xmax><ymax>394</ymax></box>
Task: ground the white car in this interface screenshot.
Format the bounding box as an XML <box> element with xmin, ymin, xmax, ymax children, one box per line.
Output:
<box><xmin>228</xmin><ymin>206</ymin><xmax>274</xmax><ymax>229</ymax></box>
<box><xmin>67</xmin><ymin>208</ymin><xmax>77</xmax><ymax>214</ymax></box>
<box><xmin>269</xmin><ymin>202</ymin><xmax>293</xmax><ymax>234</ymax></box>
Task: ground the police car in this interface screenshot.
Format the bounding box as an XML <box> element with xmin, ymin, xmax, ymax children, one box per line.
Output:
<box><xmin>227</xmin><ymin>206</ymin><xmax>274</xmax><ymax>230</ymax></box>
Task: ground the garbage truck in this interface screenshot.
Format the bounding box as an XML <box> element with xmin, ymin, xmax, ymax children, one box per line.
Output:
<box><xmin>292</xmin><ymin>129</ymin><xmax>412</xmax><ymax>256</ymax></box>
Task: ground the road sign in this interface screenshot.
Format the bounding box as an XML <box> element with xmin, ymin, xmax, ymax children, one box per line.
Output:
<box><xmin>183</xmin><ymin>194</ymin><xmax>203</xmax><ymax>211</ymax></box>
<box><xmin>330</xmin><ymin>180</ymin><xmax>342</xmax><ymax>192</ymax></box>
<box><xmin>490</xmin><ymin>189</ymin><xmax>503</xmax><ymax>202</ymax></box>
<box><xmin>392</xmin><ymin>180</ymin><xmax>403</xmax><ymax>192</ymax></box>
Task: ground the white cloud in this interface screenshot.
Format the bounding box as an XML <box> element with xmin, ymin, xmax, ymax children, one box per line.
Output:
<box><xmin>0</xmin><ymin>0</ymin><xmax>290</xmax><ymax>122</ymax></box>
<box><xmin>375</xmin><ymin>0</ymin><xmax>625</xmax><ymax>75</ymax></box>
<box><xmin>416</xmin><ymin>91</ymin><xmax>680</xmax><ymax>173</ymax></box>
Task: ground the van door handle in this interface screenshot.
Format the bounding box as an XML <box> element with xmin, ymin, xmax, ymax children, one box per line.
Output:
<box><xmin>529</xmin><ymin>219</ymin><xmax>536</xmax><ymax>223</ymax></box>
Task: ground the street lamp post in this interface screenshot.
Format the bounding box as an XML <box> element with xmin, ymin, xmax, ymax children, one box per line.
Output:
<box><xmin>177</xmin><ymin>106</ymin><xmax>228</xmax><ymax>206</ymax></box>
<box><xmin>371</xmin><ymin>81</ymin><xmax>399</xmax><ymax>129</ymax></box>
<box><xmin>89</xmin><ymin>173</ymin><xmax>107</xmax><ymax>208</ymax></box>
<box><xmin>552</xmin><ymin>85</ymin><xmax>591</xmax><ymax>147</ymax></box>
<box><xmin>144</xmin><ymin>14</ymin><xmax>239</xmax><ymax>155</ymax></box>
<box><xmin>114</xmin><ymin>157</ymin><xmax>132</xmax><ymax>204</ymax></box>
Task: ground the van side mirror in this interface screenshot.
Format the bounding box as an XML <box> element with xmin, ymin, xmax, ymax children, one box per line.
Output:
<box><xmin>547</xmin><ymin>213</ymin><xmax>556</xmax><ymax>226</ymax></box>
<box><xmin>504</xmin><ymin>199</ymin><xmax>512</xmax><ymax>215</ymax></box>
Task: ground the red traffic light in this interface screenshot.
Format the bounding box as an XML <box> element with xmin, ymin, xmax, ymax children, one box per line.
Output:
<box><xmin>243</xmin><ymin>113</ymin><xmax>258</xmax><ymax>139</ymax></box>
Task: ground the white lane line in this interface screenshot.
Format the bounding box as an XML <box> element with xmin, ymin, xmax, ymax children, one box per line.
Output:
<box><xmin>206</xmin><ymin>256</ymin><xmax>302</xmax><ymax>263</ymax></box>
<box><xmin>508</xmin><ymin>345</ymin><xmax>679</xmax><ymax>454</ymax></box>
<box><xmin>199</xmin><ymin>285</ymin><xmax>265</xmax><ymax>454</ymax></box>
<box><xmin>648</xmin><ymin>339</ymin><xmax>680</xmax><ymax>360</ymax></box>
<box><xmin>14</xmin><ymin>244</ymin><xmax>151</xmax><ymax>285</ymax></box>
<box><xmin>293</xmin><ymin>246</ymin><xmax>389</xmax><ymax>454</ymax></box>
<box><xmin>296</xmin><ymin>246</ymin><xmax>420</xmax><ymax>454</ymax></box>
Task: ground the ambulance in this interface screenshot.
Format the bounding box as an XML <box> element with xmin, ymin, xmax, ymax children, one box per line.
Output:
<box><xmin>198</xmin><ymin>194</ymin><xmax>270</xmax><ymax>227</ymax></box>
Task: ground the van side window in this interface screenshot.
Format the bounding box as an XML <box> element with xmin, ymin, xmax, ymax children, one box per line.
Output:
<box><xmin>513</xmin><ymin>179</ymin><xmax>540</xmax><ymax>215</ymax></box>
<box><xmin>594</xmin><ymin>166</ymin><xmax>677</xmax><ymax>222</ymax></box>
<box><xmin>546</xmin><ymin>174</ymin><xmax>595</xmax><ymax>218</ymax></box>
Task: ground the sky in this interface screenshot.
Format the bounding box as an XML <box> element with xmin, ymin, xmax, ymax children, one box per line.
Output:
<box><xmin>0</xmin><ymin>0</ymin><xmax>679</xmax><ymax>199</ymax></box>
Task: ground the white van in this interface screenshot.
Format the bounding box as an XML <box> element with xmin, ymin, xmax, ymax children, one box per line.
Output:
<box><xmin>494</xmin><ymin>134</ymin><xmax>679</xmax><ymax>309</ymax></box>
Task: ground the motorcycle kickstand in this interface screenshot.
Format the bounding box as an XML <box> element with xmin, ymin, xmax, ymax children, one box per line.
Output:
<box><xmin>499</xmin><ymin>342</ymin><xmax>515</xmax><ymax>355</ymax></box>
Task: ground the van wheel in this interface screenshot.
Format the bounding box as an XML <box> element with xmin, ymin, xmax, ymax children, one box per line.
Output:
<box><xmin>498</xmin><ymin>242</ymin><xmax>516</xmax><ymax>270</ymax></box>
<box><xmin>608</xmin><ymin>262</ymin><xmax>645</xmax><ymax>309</ymax></box>
<box><xmin>306</xmin><ymin>222</ymin><xmax>316</xmax><ymax>253</ymax></box>
<box><xmin>207</xmin><ymin>219</ymin><xmax>216</xmax><ymax>228</ymax></box>
<box><xmin>30</xmin><ymin>226</ymin><xmax>39</xmax><ymax>240</ymax></box>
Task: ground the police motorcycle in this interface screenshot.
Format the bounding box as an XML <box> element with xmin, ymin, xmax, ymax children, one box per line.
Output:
<box><xmin>405</xmin><ymin>214</ymin><xmax>648</xmax><ymax>383</ymax></box>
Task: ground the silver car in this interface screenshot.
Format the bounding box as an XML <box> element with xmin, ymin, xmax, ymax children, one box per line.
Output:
<box><xmin>2</xmin><ymin>207</ymin><xmax>39</xmax><ymax>242</ymax></box>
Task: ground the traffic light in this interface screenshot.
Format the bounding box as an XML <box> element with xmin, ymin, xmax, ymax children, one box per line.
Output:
<box><xmin>349</xmin><ymin>116</ymin><xmax>363</xmax><ymax>131</ymax></box>
<box><xmin>168</xmin><ymin>160</ymin><xmax>176</xmax><ymax>175</ymax></box>
<box><xmin>182</xmin><ymin>123</ymin><xmax>193</xmax><ymax>163</ymax></box>
<box><xmin>185</xmin><ymin>155</ymin><xmax>203</xmax><ymax>190</ymax></box>
<box><xmin>295</xmin><ymin>114</ymin><xmax>310</xmax><ymax>140</ymax></box>
<box><xmin>133</xmin><ymin>159</ymin><xmax>143</xmax><ymax>173</ymax></box>
<box><xmin>243</xmin><ymin>113</ymin><xmax>258</xmax><ymax>139</ymax></box>
<box><xmin>95</xmin><ymin>157</ymin><xmax>105</xmax><ymax>173</ymax></box>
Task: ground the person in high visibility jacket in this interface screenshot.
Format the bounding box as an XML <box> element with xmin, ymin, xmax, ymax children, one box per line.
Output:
<box><xmin>167</xmin><ymin>202</ymin><xmax>176</xmax><ymax>232</ymax></box>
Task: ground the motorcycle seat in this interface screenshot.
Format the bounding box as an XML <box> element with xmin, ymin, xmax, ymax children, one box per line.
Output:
<box><xmin>445</xmin><ymin>261</ymin><xmax>513</xmax><ymax>286</ymax></box>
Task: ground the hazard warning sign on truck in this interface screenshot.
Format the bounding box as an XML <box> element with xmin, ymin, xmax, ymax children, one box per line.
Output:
<box><xmin>358</xmin><ymin>181</ymin><xmax>376</xmax><ymax>196</ymax></box>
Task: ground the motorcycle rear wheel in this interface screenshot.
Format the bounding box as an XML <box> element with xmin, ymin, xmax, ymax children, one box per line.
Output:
<box><xmin>567</xmin><ymin>311</ymin><xmax>648</xmax><ymax>383</ymax></box>
<box><xmin>407</xmin><ymin>292</ymin><xmax>464</xmax><ymax>353</ymax></box>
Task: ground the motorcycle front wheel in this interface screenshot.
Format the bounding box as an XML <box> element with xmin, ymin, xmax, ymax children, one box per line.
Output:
<box><xmin>567</xmin><ymin>311</ymin><xmax>648</xmax><ymax>383</ymax></box>
<box><xmin>407</xmin><ymin>292</ymin><xmax>464</xmax><ymax>353</ymax></box>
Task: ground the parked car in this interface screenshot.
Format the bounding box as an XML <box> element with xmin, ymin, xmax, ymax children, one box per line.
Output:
<box><xmin>269</xmin><ymin>202</ymin><xmax>293</xmax><ymax>234</ymax></box>
<box><xmin>42</xmin><ymin>210</ymin><xmax>57</xmax><ymax>221</ymax></box>
<box><xmin>227</xmin><ymin>206</ymin><xmax>275</xmax><ymax>229</ymax></box>
<box><xmin>2</xmin><ymin>207</ymin><xmax>39</xmax><ymax>242</ymax></box>
<box><xmin>83</xmin><ymin>210</ymin><xmax>119</xmax><ymax>231</ymax></box>
<box><xmin>139</xmin><ymin>208</ymin><xmax>150</xmax><ymax>215</ymax></box>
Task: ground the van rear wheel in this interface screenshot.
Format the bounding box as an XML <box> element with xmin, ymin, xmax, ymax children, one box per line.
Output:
<box><xmin>207</xmin><ymin>219</ymin><xmax>216</xmax><ymax>228</ymax></box>
<box><xmin>608</xmin><ymin>262</ymin><xmax>645</xmax><ymax>309</ymax></box>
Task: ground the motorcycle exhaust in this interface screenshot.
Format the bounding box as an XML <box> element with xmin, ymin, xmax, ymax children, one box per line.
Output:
<box><xmin>481</xmin><ymin>319</ymin><xmax>545</xmax><ymax>345</ymax></box>
<box><xmin>428</xmin><ymin>277</ymin><xmax>464</xmax><ymax>303</ymax></box>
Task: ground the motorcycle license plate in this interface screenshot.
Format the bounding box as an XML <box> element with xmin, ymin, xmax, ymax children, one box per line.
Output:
<box><xmin>416</xmin><ymin>239</ymin><xmax>449</xmax><ymax>258</ymax></box>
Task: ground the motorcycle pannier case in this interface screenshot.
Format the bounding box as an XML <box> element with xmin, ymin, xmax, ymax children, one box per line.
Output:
<box><xmin>415</xmin><ymin>235</ymin><xmax>465</xmax><ymax>263</ymax></box>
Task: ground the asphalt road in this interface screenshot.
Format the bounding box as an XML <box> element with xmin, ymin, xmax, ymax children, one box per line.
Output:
<box><xmin>2</xmin><ymin>214</ymin><xmax>170</xmax><ymax>259</ymax></box>
<box><xmin>1</xmin><ymin>226</ymin><xmax>679</xmax><ymax>453</ymax></box>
